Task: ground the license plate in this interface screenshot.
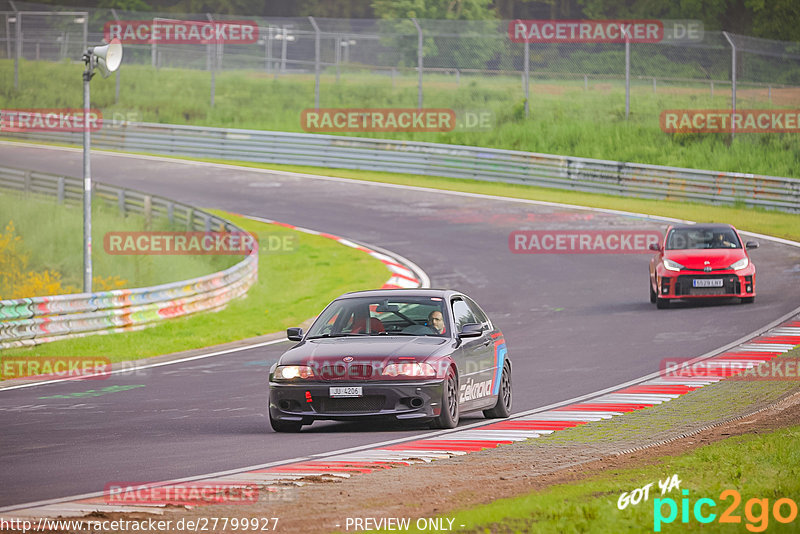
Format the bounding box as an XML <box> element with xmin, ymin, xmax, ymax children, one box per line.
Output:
<box><xmin>693</xmin><ymin>279</ymin><xmax>724</xmax><ymax>288</ymax></box>
<box><xmin>329</xmin><ymin>386</ymin><xmax>362</xmax><ymax>398</ymax></box>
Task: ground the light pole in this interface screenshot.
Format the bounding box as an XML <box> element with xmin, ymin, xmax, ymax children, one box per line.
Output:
<box><xmin>81</xmin><ymin>38</ymin><xmax>122</xmax><ymax>293</ymax></box>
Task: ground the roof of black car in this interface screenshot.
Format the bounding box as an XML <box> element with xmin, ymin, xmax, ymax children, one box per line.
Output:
<box><xmin>338</xmin><ymin>288</ymin><xmax>459</xmax><ymax>300</ymax></box>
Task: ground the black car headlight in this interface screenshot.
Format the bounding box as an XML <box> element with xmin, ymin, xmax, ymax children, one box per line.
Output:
<box><xmin>273</xmin><ymin>365</ymin><xmax>315</xmax><ymax>380</ymax></box>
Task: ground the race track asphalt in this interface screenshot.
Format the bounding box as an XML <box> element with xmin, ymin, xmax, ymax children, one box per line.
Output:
<box><xmin>1</xmin><ymin>143</ymin><xmax>799</xmax><ymax>507</ymax></box>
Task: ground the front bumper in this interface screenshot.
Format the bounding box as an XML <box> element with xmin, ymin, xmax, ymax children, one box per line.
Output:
<box><xmin>656</xmin><ymin>270</ymin><xmax>755</xmax><ymax>299</ymax></box>
<box><xmin>269</xmin><ymin>379</ymin><xmax>445</xmax><ymax>423</ymax></box>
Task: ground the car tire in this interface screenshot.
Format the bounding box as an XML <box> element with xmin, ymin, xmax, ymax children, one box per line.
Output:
<box><xmin>741</xmin><ymin>296</ymin><xmax>755</xmax><ymax>304</ymax></box>
<box><xmin>483</xmin><ymin>363</ymin><xmax>512</xmax><ymax>419</ymax></box>
<box><xmin>432</xmin><ymin>369</ymin><xmax>459</xmax><ymax>429</ymax></box>
<box><xmin>270</xmin><ymin>413</ymin><xmax>303</xmax><ymax>433</ymax></box>
<box><xmin>656</xmin><ymin>297</ymin><xmax>670</xmax><ymax>309</ymax></box>
<box><xmin>649</xmin><ymin>281</ymin><xmax>657</xmax><ymax>304</ymax></box>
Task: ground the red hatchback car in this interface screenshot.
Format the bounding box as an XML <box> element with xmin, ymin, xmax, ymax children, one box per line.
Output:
<box><xmin>649</xmin><ymin>224</ymin><xmax>758</xmax><ymax>309</ymax></box>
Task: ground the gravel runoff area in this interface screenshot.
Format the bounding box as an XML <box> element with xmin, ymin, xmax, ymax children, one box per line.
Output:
<box><xmin>75</xmin><ymin>349</ymin><xmax>800</xmax><ymax>534</ymax></box>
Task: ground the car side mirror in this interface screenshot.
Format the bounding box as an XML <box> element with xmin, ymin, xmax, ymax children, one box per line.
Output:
<box><xmin>459</xmin><ymin>323</ymin><xmax>483</xmax><ymax>338</ymax></box>
<box><xmin>287</xmin><ymin>327</ymin><xmax>303</xmax><ymax>341</ymax></box>
<box><xmin>745</xmin><ymin>241</ymin><xmax>759</xmax><ymax>249</ymax></box>
<box><xmin>649</xmin><ymin>243</ymin><xmax>661</xmax><ymax>252</ymax></box>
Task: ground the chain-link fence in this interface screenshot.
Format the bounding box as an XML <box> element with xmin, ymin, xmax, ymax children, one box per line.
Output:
<box><xmin>2</xmin><ymin>1</ymin><xmax>799</xmax><ymax>119</ymax></box>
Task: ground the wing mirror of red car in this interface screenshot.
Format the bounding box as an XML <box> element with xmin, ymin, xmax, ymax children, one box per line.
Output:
<box><xmin>649</xmin><ymin>243</ymin><xmax>662</xmax><ymax>252</ymax></box>
<box><xmin>459</xmin><ymin>323</ymin><xmax>484</xmax><ymax>338</ymax></box>
<box><xmin>745</xmin><ymin>241</ymin><xmax>759</xmax><ymax>249</ymax></box>
<box><xmin>287</xmin><ymin>327</ymin><xmax>303</xmax><ymax>341</ymax></box>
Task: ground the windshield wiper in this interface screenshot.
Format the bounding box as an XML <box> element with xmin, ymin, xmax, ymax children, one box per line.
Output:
<box><xmin>306</xmin><ymin>332</ymin><xmax>369</xmax><ymax>339</ymax></box>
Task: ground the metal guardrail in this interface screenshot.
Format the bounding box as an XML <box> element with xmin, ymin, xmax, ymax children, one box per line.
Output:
<box><xmin>0</xmin><ymin>164</ymin><xmax>258</xmax><ymax>350</ymax></box>
<box><xmin>4</xmin><ymin>123</ymin><xmax>799</xmax><ymax>212</ymax></box>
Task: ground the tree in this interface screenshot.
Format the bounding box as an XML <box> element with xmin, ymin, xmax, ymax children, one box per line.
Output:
<box><xmin>745</xmin><ymin>0</ymin><xmax>800</xmax><ymax>41</ymax></box>
<box><xmin>372</xmin><ymin>0</ymin><xmax>502</xmax><ymax>70</ymax></box>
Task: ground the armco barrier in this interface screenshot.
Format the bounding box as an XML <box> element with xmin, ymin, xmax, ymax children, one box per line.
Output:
<box><xmin>0</xmin><ymin>165</ymin><xmax>258</xmax><ymax>350</ymax></box>
<box><xmin>3</xmin><ymin>123</ymin><xmax>800</xmax><ymax>212</ymax></box>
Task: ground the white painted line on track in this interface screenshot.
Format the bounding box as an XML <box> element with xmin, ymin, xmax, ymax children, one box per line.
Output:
<box><xmin>0</xmin><ymin>338</ymin><xmax>288</xmax><ymax>393</ymax></box>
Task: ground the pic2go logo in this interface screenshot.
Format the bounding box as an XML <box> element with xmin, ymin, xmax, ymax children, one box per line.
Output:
<box><xmin>654</xmin><ymin>489</ymin><xmax>798</xmax><ymax>532</ymax></box>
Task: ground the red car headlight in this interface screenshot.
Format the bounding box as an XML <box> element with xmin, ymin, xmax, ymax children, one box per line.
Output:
<box><xmin>728</xmin><ymin>258</ymin><xmax>749</xmax><ymax>271</ymax></box>
<box><xmin>662</xmin><ymin>258</ymin><xmax>684</xmax><ymax>272</ymax></box>
<box><xmin>382</xmin><ymin>363</ymin><xmax>436</xmax><ymax>378</ymax></box>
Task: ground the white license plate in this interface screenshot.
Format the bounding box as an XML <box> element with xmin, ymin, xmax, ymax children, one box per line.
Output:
<box><xmin>693</xmin><ymin>279</ymin><xmax>724</xmax><ymax>288</ymax></box>
<box><xmin>329</xmin><ymin>386</ymin><xmax>362</xmax><ymax>398</ymax></box>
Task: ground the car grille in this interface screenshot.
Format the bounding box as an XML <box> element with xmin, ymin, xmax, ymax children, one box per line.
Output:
<box><xmin>313</xmin><ymin>396</ymin><xmax>385</xmax><ymax>413</ymax></box>
<box><xmin>319</xmin><ymin>364</ymin><xmax>375</xmax><ymax>380</ymax></box>
<box><xmin>675</xmin><ymin>275</ymin><xmax>740</xmax><ymax>296</ymax></box>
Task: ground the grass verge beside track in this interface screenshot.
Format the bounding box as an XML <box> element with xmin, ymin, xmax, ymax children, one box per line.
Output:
<box><xmin>0</xmin><ymin>211</ymin><xmax>390</xmax><ymax>365</ymax></box>
<box><xmin>0</xmin><ymin>190</ymin><xmax>239</xmax><ymax>295</ymax></box>
<box><xmin>425</xmin><ymin>425</ymin><xmax>800</xmax><ymax>533</ymax></box>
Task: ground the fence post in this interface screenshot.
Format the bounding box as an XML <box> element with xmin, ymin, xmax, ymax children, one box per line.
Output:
<box><xmin>144</xmin><ymin>195</ymin><xmax>152</xmax><ymax>227</ymax></box>
<box><xmin>118</xmin><ymin>189</ymin><xmax>126</xmax><ymax>216</ymax></box>
<box><xmin>279</xmin><ymin>26</ymin><xmax>288</xmax><ymax>75</ymax></box>
<box><xmin>722</xmin><ymin>31</ymin><xmax>737</xmax><ymax>140</ymax></box>
<box><xmin>524</xmin><ymin>41</ymin><xmax>529</xmax><ymax>117</ymax></box>
<box><xmin>411</xmin><ymin>18</ymin><xmax>423</xmax><ymax>109</ymax></box>
<box><xmin>624</xmin><ymin>34</ymin><xmax>630</xmax><ymax>120</ymax></box>
<box><xmin>151</xmin><ymin>17</ymin><xmax>157</xmax><ymax>68</ymax></box>
<box><xmin>309</xmin><ymin>16</ymin><xmax>321</xmax><ymax>109</ymax></box>
<box><xmin>653</xmin><ymin>77</ymin><xmax>656</xmax><ymax>94</ymax></box>
<box><xmin>4</xmin><ymin>14</ymin><xmax>10</xmax><ymax>60</ymax></box>
<box><xmin>335</xmin><ymin>34</ymin><xmax>341</xmax><ymax>83</ymax></box>
<box><xmin>207</xmin><ymin>14</ymin><xmax>216</xmax><ymax>108</ymax></box>
<box><xmin>14</xmin><ymin>11</ymin><xmax>21</xmax><ymax>89</ymax></box>
<box><xmin>57</xmin><ymin>176</ymin><xmax>65</xmax><ymax>203</ymax></box>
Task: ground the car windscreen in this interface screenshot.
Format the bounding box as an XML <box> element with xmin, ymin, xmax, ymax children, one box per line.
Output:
<box><xmin>666</xmin><ymin>228</ymin><xmax>742</xmax><ymax>250</ymax></box>
<box><xmin>306</xmin><ymin>296</ymin><xmax>449</xmax><ymax>338</ymax></box>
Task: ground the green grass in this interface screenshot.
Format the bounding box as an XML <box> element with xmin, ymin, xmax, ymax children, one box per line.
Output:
<box><xmin>2</xmin><ymin>59</ymin><xmax>799</xmax><ymax>178</ymax></box>
<box><xmin>0</xmin><ymin>211</ymin><xmax>390</xmax><ymax>363</ymax></box>
<box><xmin>411</xmin><ymin>425</ymin><xmax>800</xmax><ymax>533</ymax></box>
<box><xmin>0</xmin><ymin>190</ymin><xmax>237</xmax><ymax>294</ymax></box>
